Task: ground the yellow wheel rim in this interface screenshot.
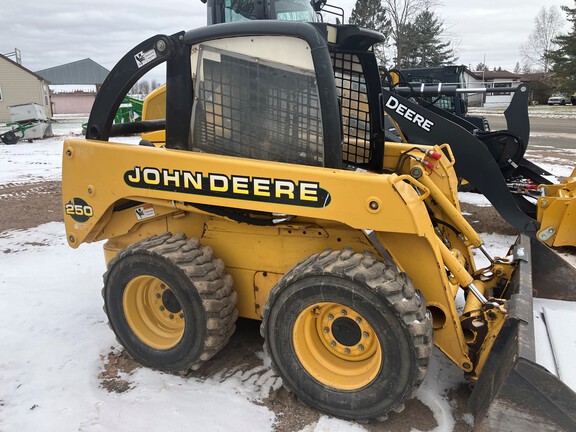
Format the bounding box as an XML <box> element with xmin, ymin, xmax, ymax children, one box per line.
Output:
<box><xmin>293</xmin><ymin>302</ymin><xmax>382</xmax><ymax>390</ymax></box>
<box><xmin>123</xmin><ymin>275</ymin><xmax>185</xmax><ymax>350</ymax></box>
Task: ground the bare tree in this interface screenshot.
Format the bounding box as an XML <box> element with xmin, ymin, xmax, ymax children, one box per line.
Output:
<box><xmin>520</xmin><ymin>6</ymin><xmax>563</xmax><ymax>73</ymax></box>
<box><xmin>382</xmin><ymin>0</ymin><xmax>439</xmax><ymax>66</ymax></box>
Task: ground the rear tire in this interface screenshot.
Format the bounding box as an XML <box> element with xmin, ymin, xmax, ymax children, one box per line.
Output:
<box><xmin>261</xmin><ymin>248</ymin><xmax>432</xmax><ymax>421</ymax></box>
<box><xmin>103</xmin><ymin>233</ymin><xmax>237</xmax><ymax>372</ymax></box>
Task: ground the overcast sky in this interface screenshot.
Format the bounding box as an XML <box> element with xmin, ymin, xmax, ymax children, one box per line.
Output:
<box><xmin>0</xmin><ymin>0</ymin><xmax>571</xmax><ymax>82</ymax></box>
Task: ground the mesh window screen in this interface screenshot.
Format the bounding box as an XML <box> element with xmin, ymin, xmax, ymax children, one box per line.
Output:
<box><xmin>331</xmin><ymin>52</ymin><xmax>371</xmax><ymax>165</ymax></box>
<box><xmin>191</xmin><ymin>47</ymin><xmax>324</xmax><ymax>166</ymax></box>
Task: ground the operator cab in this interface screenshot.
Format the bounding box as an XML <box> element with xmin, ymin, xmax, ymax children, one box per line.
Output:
<box><xmin>204</xmin><ymin>0</ymin><xmax>328</xmax><ymax>24</ymax></box>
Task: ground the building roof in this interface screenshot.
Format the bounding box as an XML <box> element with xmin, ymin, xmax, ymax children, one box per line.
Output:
<box><xmin>481</xmin><ymin>70</ymin><xmax>521</xmax><ymax>80</ymax></box>
<box><xmin>0</xmin><ymin>53</ymin><xmax>49</xmax><ymax>83</ymax></box>
<box><xmin>463</xmin><ymin>69</ymin><xmax>483</xmax><ymax>80</ymax></box>
<box><xmin>35</xmin><ymin>58</ymin><xmax>109</xmax><ymax>85</ymax></box>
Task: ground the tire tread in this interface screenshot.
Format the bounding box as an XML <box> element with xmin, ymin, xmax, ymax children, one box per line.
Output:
<box><xmin>260</xmin><ymin>248</ymin><xmax>433</xmax><ymax>420</ymax></box>
<box><xmin>103</xmin><ymin>232</ymin><xmax>237</xmax><ymax>372</ymax></box>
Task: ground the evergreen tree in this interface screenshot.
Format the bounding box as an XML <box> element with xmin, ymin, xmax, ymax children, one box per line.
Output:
<box><xmin>475</xmin><ymin>62</ymin><xmax>489</xmax><ymax>72</ymax></box>
<box><xmin>547</xmin><ymin>1</ymin><xmax>576</xmax><ymax>92</ymax></box>
<box><xmin>349</xmin><ymin>0</ymin><xmax>390</xmax><ymax>64</ymax></box>
<box><xmin>398</xmin><ymin>9</ymin><xmax>457</xmax><ymax>68</ymax></box>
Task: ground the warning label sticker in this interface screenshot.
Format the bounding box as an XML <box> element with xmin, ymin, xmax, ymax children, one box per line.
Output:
<box><xmin>134</xmin><ymin>49</ymin><xmax>157</xmax><ymax>68</ymax></box>
<box><xmin>134</xmin><ymin>204</ymin><xmax>156</xmax><ymax>220</ymax></box>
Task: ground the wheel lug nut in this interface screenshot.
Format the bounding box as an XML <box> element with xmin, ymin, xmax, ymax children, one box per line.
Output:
<box><xmin>159</xmin><ymin>306</ymin><xmax>165</xmax><ymax>311</ymax></box>
<box><xmin>323</xmin><ymin>327</ymin><xmax>330</xmax><ymax>333</ymax></box>
<box><xmin>330</xmin><ymin>341</ymin><xmax>336</xmax><ymax>347</ymax></box>
<box><xmin>169</xmin><ymin>314</ymin><xmax>174</xmax><ymax>319</ymax></box>
<box><xmin>363</xmin><ymin>331</ymin><xmax>369</xmax><ymax>338</ymax></box>
<box><xmin>341</xmin><ymin>310</ymin><xmax>347</xmax><ymax>316</ymax></box>
<box><xmin>160</xmin><ymin>284</ymin><xmax>166</xmax><ymax>289</ymax></box>
<box><xmin>344</xmin><ymin>348</ymin><xmax>350</xmax><ymax>354</ymax></box>
<box><xmin>156</xmin><ymin>293</ymin><xmax>161</xmax><ymax>299</ymax></box>
<box><xmin>356</xmin><ymin>317</ymin><xmax>362</xmax><ymax>324</ymax></box>
<box><xmin>179</xmin><ymin>313</ymin><xmax>184</xmax><ymax>319</ymax></box>
<box><xmin>358</xmin><ymin>344</ymin><xmax>364</xmax><ymax>351</ymax></box>
<box><xmin>328</xmin><ymin>314</ymin><xmax>334</xmax><ymax>321</ymax></box>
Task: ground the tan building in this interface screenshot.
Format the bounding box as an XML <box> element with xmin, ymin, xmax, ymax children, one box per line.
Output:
<box><xmin>0</xmin><ymin>54</ymin><xmax>52</xmax><ymax>122</ymax></box>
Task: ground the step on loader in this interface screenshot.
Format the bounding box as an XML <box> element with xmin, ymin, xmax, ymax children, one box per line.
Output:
<box><xmin>63</xmin><ymin>19</ymin><xmax>576</xmax><ymax>431</ymax></box>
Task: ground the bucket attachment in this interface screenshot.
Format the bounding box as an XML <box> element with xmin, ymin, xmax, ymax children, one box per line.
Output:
<box><xmin>470</xmin><ymin>236</ymin><xmax>576</xmax><ymax>431</ymax></box>
<box><xmin>469</xmin><ymin>236</ymin><xmax>576</xmax><ymax>431</ymax></box>
<box><xmin>537</xmin><ymin>168</ymin><xmax>576</xmax><ymax>247</ymax></box>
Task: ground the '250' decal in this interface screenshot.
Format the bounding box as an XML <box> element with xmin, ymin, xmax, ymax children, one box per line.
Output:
<box><xmin>65</xmin><ymin>198</ymin><xmax>94</xmax><ymax>222</ymax></box>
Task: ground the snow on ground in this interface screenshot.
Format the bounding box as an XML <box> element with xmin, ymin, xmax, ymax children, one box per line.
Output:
<box><xmin>0</xmin><ymin>223</ymin><xmax>276</xmax><ymax>432</ymax></box>
<box><xmin>0</xmin><ymin>139</ymin><xmax>63</xmax><ymax>184</ymax></box>
<box><xmin>524</xmin><ymin>146</ymin><xmax>576</xmax><ymax>179</ymax></box>
<box><xmin>1</xmin><ymin>116</ymin><xmax>574</xmax><ymax>431</ymax></box>
<box><xmin>458</xmin><ymin>192</ymin><xmax>492</xmax><ymax>207</ymax></box>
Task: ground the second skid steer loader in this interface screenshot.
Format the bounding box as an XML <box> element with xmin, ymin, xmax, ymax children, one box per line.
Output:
<box><xmin>379</xmin><ymin>67</ymin><xmax>576</xmax><ymax>248</ymax></box>
<box><xmin>63</xmin><ymin>19</ymin><xmax>576</xmax><ymax>431</ymax></box>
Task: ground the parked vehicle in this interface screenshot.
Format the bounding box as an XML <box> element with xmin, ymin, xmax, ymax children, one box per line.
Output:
<box><xmin>548</xmin><ymin>93</ymin><xmax>569</xmax><ymax>105</ymax></box>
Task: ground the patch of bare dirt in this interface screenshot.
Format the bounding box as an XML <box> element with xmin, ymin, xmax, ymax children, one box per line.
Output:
<box><xmin>263</xmin><ymin>387</ymin><xmax>321</xmax><ymax>431</ymax></box>
<box><xmin>460</xmin><ymin>202</ymin><xmax>520</xmax><ymax>236</ymax></box>
<box><xmin>98</xmin><ymin>350</ymin><xmax>140</xmax><ymax>393</ymax></box>
<box><xmin>0</xmin><ymin>180</ymin><xmax>62</xmax><ymax>232</ymax></box>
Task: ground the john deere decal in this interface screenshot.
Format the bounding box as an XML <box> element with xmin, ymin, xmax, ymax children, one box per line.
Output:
<box><xmin>124</xmin><ymin>166</ymin><xmax>331</xmax><ymax>208</ymax></box>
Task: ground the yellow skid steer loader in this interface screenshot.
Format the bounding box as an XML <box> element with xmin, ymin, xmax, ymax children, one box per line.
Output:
<box><xmin>63</xmin><ymin>20</ymin><xmax>576</xmax><ymax>430</ymax></box>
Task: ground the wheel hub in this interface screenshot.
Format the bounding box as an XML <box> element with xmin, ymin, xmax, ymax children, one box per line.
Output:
<box><xmin>123</xmin><ymin>275</ymin><xmax>185</xmax><ymax>350</ymax></box>
<box><xmin>331</xmin><ymin>317</ymin><xmax>362</xmax><ymax>346</ymax></box>
<box><xmin>162</xmin><ymin>289</ymin><xmax>182</xmax><ymax>314</ymax></box>
<box><xmin>293</xmin><ymin>302</ymin><xmax>382</xmax><ymax>390</ymax></box>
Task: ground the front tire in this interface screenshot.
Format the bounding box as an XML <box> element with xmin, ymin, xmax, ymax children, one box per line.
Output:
<box><xmin>103</xmin><ymin>233</ymin><xmax>237</xmax><ymax>372</ymax></box>
<box><xmin>261</xmin><ymin>249</ymin><xmax>432</xmax><ymax>421</ymax></box>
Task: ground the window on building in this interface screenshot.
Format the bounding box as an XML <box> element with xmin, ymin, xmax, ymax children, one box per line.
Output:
<box><xmin>43</xmin><ymin>84</ymin><xmax>49</xmax><ymax>107</ymax></box>
<box><xmin>0</xmin><ymin>84</ymin><xmax>3</xmax><ymax>101</ymax></box>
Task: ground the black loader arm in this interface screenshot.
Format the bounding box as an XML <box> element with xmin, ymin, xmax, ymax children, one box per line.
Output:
<box><xmin>86</xmin><ymin>33</ymin><xmax>183</xmax><ymax>141</ymax></box>
<box><xmin>381</xmin><ymin>89</ymin><xmax>540</xmax><ymax>236</ymax></box>
<box><xmin>503</xmin><ymin>84</ymin><xmax>530</xmax><ymax>148</ymax></box>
